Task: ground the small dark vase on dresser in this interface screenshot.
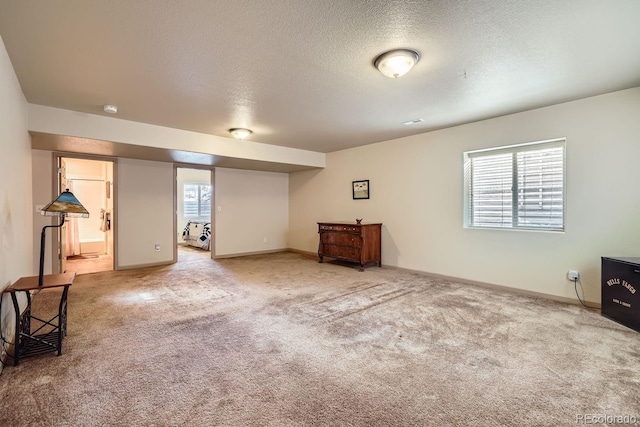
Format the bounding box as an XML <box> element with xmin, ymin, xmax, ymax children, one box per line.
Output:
<box><xmin>318</xmin><ymin>221</ymin><xmax>382</xmax><ymax>271</ymax></box>
<box><xmin>601</xmin><ymin>257</ymin><xmax>640</xmax><ymax>332</ymax></box>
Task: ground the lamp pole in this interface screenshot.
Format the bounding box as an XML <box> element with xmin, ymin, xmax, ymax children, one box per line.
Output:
<box><xmin>38</xmin><ymin>214</ymin><xmax>66</xmax><ymax>286</ymax></box>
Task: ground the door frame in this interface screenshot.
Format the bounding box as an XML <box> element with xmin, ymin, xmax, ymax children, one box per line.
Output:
<box><xmin>51</xmin><ymin>152</ymin><xmax>119</xmax><ymax>273</ymax></box>
<box><xmin>174</xmin><ymin>164</ymin><xmax>215</xmax><ymax>261</ymax></box>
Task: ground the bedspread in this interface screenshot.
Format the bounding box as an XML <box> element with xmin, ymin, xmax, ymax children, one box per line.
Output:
<box><xmin>182</xmin><ymin>220</ymin><xmax>211</xmax><ymax>250</ymax></box>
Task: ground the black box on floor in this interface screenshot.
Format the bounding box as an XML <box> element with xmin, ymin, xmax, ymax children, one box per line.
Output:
<box><xmin>601</xmin><ymin>257</ymin><xmax>640</xmax><ymax>333</ymax></box>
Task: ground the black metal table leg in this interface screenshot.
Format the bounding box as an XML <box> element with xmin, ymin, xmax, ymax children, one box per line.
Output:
<box><xmin>57</xmin><ymin>286</ymin><xmax>69</xmax><ymax>355</ymax></box>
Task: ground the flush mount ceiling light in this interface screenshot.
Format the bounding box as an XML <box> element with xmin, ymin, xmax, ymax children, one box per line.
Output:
<box><xmin>103</xmin><ymin>104</ymin><xmax>118</xmax><ymax>114</ymax></box>
<box><xmin>228</xmin><ymin>128</ymin><xmax>253</xmax><ymax>140</ymax></box>
<box><xmin>374</xmin><ymin>49</ymin><xmax>420</xmax><ymax>78</ymax></box>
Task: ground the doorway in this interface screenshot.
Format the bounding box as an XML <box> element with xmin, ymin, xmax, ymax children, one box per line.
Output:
<box><xmin>176</xmin><ymin>166</ymin><xmax>213</xmax><ymax>262</ymax></box>
<box><xmin>59</xmin><ymin>156</ymin><xmax>115</xmax><ymax>274</ymax></box>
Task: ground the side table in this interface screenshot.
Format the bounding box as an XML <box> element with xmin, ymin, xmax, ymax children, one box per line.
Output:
<box><xmin>3</xmin><ymin>272</ymin><xmax>75</xmax><ymax>365</ymax></box>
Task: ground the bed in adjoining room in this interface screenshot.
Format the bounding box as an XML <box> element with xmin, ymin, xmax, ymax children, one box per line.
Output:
<box><xmin>182</xmin><ymin>220</ymin><xmax>211</xmax><ymax>250</ymax></box>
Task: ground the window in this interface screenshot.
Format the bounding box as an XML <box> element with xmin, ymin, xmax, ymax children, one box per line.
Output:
<box><xmin>464</xmin><ymin>138</ymin><xmax>565</xmax><ymax>231</ymax></box>
<box><xmin>183</xmin><ymin>183</ymin><xmax>211</xmax><ymax>217</ymax></box>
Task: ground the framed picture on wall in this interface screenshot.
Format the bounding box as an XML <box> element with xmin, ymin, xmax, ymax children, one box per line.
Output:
<box><xmin>352</xmin><ymin>179</ymin><xmax>369</xmax><ymax>200</ymax></box>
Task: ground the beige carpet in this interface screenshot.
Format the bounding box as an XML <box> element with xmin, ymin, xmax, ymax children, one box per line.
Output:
<box><xmin>1</xmin><ymin>246</ymin><xmax>639</xmax><ymax>426</ymax></box>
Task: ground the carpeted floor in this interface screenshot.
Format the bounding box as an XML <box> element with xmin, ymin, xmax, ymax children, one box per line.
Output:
<box><xmin>1</xmin><ymin>247</ymin><xmax>639</xmax><ymax>426</ymax></box>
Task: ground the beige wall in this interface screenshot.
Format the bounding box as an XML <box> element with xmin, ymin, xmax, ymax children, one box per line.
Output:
<box><xmin>289</xmin><ymin>87</ymin><xmax>640</xmax><ymax>304</ymax></box>
<box><xmin>33</xmin><ymin>152</ymin><xmax>175</xmax><ymax>270</ymax></box>
<box><xmin>0</xmin><ymin>35</ymin><xmax>32</xmax><ymax>370</ymax></box>
<box><xmin>31</xmin><ymin>154</ymin><xmax>291</xmax><ymax>268</ymax></box>
<box><xmin>215</xmin><ymin>168</ymin><xmax>288</xmax><ymax>256</ymax></box>
<box><xmin>31</xmin><ymin>150</ymin><xmax>54</xmax><ymax>274</ymax></box>
<box><xmin>117</xmin><ymin>159</ymin><xmax>174</xmax><ymax>268</ymax></box>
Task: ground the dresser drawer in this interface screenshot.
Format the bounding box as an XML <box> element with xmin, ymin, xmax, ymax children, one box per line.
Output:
<box><xmin>319</xmin><ymin>224</ymin><xmax>360</xmax><ymax>232</ymax></box>
<box><xmin>321</xmin><ymin>244</ymin><xmax>359</xmax><ymax>261</ymax></box>
<box><xmin>321</xmin><ymin>232</ymin><xmax>361</xmax><ymax>246</ymax></box>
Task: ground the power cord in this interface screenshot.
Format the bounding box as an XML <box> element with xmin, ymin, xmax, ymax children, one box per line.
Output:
<box><xmin>573</xmin><ymin>278</ymin><xmax>598</xmax><ymax>310</ymax></box>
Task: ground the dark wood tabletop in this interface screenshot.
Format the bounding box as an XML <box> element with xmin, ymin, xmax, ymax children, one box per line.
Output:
<box><xmin>6</xmin><ymin>273</ymin><xmax>76</xmax><ymax>292</ymax></box>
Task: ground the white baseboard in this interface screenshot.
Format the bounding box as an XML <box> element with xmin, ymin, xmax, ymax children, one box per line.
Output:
<box><xmin>213</xmin><ymin>248</ymin><xmax>288</xmax><ymax>259</ymax></box>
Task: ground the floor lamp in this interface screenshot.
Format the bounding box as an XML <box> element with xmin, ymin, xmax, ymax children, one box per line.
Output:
<box><xmin>39</xmin><ymin>189</ymin><xmax>89</xmax><ymax>286</ymax></box>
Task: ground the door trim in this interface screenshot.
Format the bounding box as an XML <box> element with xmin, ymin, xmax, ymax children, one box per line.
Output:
<box><xmin>51</xmin><ymin>152</ymin><xmax>118</xmax><ymax>272</ymax></box>
<box><xmin>174</xmin><ymin>164</ymin><xmax>215</xmax><ymax>261</ymax></box>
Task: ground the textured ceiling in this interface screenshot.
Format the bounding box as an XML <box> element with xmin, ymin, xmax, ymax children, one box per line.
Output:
<box><xmin>1</xmin><ymin>0</ymin><xmax>640</xmax><ymax>154</ymax></box>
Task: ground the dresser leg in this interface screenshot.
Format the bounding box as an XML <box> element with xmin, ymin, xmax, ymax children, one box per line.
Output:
<box><xmin>318</xmin><ymin>255</ymin><xmax>323</xmax><ymax>263</ymax></box>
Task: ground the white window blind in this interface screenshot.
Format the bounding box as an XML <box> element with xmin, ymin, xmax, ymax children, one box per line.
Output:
<box><xmin>464</xmin><ymin>139</ymin><xmax>565</xmax><ymax>231</ymax></box>
<box><xmin>200</xmin><ymin>185</ymin><xmax>211</xmax><ymax>216</ymax></box>
<box><xmin>183</xmin><ymin>183</ymin><xmax>211</xmax><ymax>217</ymax></box>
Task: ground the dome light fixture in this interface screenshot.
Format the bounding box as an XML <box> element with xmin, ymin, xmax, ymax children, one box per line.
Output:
<box><xmin>374</xmin><ymin>49</ymin><xmax>420</xmax><ymax>78</ymax></box>
<box><xmin>228</xmin><ymin>128</ymin><xmax>253</xmax><ymax>140</ymax></box>
<box><xmin>103</xmin><ymin>104</ymin><xmax>118</xmax><ymax>114</ymax></box>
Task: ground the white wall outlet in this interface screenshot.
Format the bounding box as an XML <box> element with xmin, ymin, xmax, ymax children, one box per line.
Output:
<box><xmin>263</xmin><ymin>237</ymin><xmax>268</xmax><ymax>243</ymax></box>
<box><xmin>155</xmin><ymin>244</ymin><xmax>161</xmax><ymax>252</ymax></box>
<box><xmin>568</xmin><ymin>270</ymin><xmax>579</xmax><ymax>281</ymax></box>
<box><xmin>217</xmin><ymin>206</ymin><xmax>222</xmax><ymax>212</ymax></box>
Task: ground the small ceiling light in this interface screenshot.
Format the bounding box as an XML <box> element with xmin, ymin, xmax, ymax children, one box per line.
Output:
<box><xmin>374</xmin><ymin>49</ymin><xmax>420</xmax><ymax>78</ymax></box>
<box><xmin>228</xmin><ymin>128</ymin><xmax>253</xmax><ymax>140</ymax></box>
<box><xmin>402</xmin><ymin>118</ymin><xmax>424</xmax><ymax>126</ymax></box>
<box><xmin>103</xmin><ymin>104</ymin><xmax>118</xmax><ymax>114</ymax></box>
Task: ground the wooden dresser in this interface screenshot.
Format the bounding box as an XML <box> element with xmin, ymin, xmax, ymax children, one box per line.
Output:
<box><xmin>317</xmin><ymin>222</ymin><xmax>382</xmax><ymax>271</ymax></box>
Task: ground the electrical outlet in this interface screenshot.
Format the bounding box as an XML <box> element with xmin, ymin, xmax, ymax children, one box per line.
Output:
<box><xmin>568</xmin><ymin>270</ymin><xmax>579</xmax><ymax>281</ymax></box>
<box><xmin>263</xmin><ymin>237</ymin><xmax>268</xmax><ymax>243</ymax></box>
<box><xmin>155</xmin><ymin>244</ymin><xmax>161</xmax><ymax>252</ymax></box>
